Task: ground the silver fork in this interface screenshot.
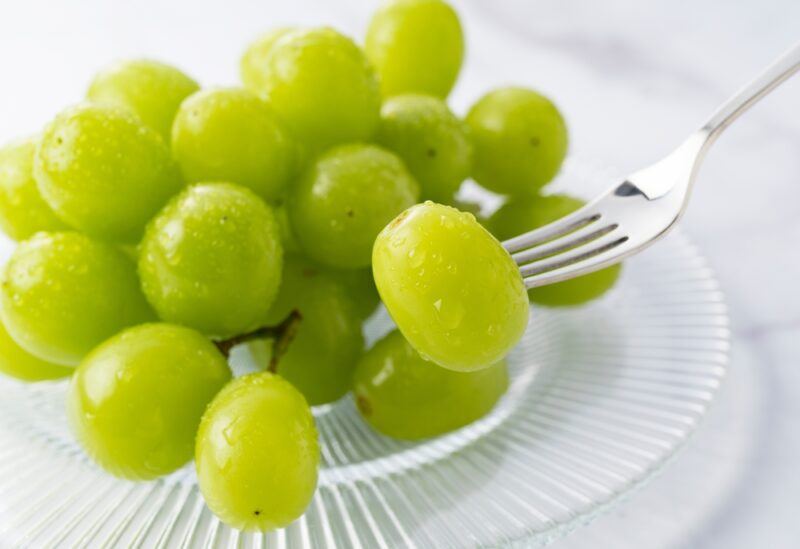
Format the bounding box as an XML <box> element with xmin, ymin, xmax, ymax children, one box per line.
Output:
<box><xmin>504</xmin><ymin>42</ymin><xmax>800</xmax><ymax>288</ymax></box>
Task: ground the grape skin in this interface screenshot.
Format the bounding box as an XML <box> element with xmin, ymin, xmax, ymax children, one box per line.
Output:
<box><xmin>366</xmin><ymin>0</ymin><xmax>464</xmax><ymax>98</ymax></box>
<box><xmin>0</xmin><ymin>137</ymin><xmax>67</xmax><ymax>241</ymax></box>
<box><xmin>0</xmin><ymin>318</ymin><xmax>72</xmax><ymax>382</ymax></box>
<box><xmin>377</xmin><ymin>94</ymin><xmax>473</xmax><ymax>203</ymax></box>
<box><xmin>138</xmin><ymin>182</ymin><xmax>283</xmax><ymax>338</ymax></box>
<box><xmin>272</xmin><ymin>197</ymin><xmax>300</xmax><ymax>253</ymax></box>
<box><xmin>69</xmin><ymin>323</ymin><xmax>231</xmax><ymax>480</ymax></box>
<box><xmin>240</xmin><ymin>28</ymin><xmax>295</xmax><ymax>95</ymax></box>
<box><xmin>0</xmin><ymin>231</ymin><xmax>154</xmax><ymax>366</ymax></box>
<box><xmin>325</xmin><ymin>265</ymin><xmax>380</xmax><ymax>320</ymax></box>
<box><xmin>289</xmin><ymin>143</ymin><xmax>420</xmax><ymax>269</ymax></box>
<box><xmin>372</xmin><ymin>202</ymin><xmax>529</xmax><ymax>371</ymax></box>
<box><xmin>35</xmin><ymin>103</ymin><xmax>183</xmax><ymax>243</ymax></box>
<box><xmin>195</xmin><ymin>372</ymin><xmax>319</xmax><ymax>531</ymax></box>
<box><xmin>466</xmin><ymin>87</ymin><xmax>568</xmax><ymax>196</ymax></box>
<box><xmin>354</xmin><ymin>329</ymin><xmax>508</xmax><ymax>439</ymax></box>
<box><xmin>171</xmin><ymin>88</ymin><xmax>296</xmax><ymax>202</ymax></box>
<box><xmin>255</xmin><ymin>254</ymin><xmax>364</xmax><ymax>405</ymax></box>
<box><xmin>86</xmin><ymin>58</ymin><xmax>199</xmax><ymax>141</ymax></box>
<box><xmin>259</xmin><ymin>27</ymin><xmax>381</xmax><ymax>152</ymax></box>
<box><xmin>488</xmin><ymin>194</ymin><xmax>621</xmax><ymax>305</ymax></box>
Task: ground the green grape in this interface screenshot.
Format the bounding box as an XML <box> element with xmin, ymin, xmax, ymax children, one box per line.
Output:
<box><xmin>86</xmin><ymin>58</ymin><xmax>199</xmax><ymax>141</ymax></box>
<box><xmin>354</xmin><ymin>329</ymin><xmax>508</xmax><ymax>439</ymax></box>
<box><xmin>171</xmin><ymin>88</ymin><xmax>295</xmax><ymax>202</ymax></box>
<box><xmin>377</xmin><ymin>94</ymin><xmax>472</xmax><ymax>202</ymax></box>
<box><xmin>446</xmin><ymin>197</ymin><xmax>485</xmax><ymax>223</ymax></box>
<box><xmin>35</xmin><ymin>103</ymin><xmax>183</xmax><ymax>243</ymax></box>
<box><xmin>0</xmin><ymin>137</ymin><xmax>67</xmax><ymax>240</ymax></box>
<box><xmin>289</xmin><ymin>144</ymin><xmax>419</xmax><ymax>269</ymax></box>
<box><xmin>260</xmin><ymin>27</ymin><xmax>381</xmax><ymax>152</ymax></box>
<box><xmin>466</xmin><ymin>87</ymin><xmax>568</xmax><ymax>196</ymax></box>
<box><xmin>0</xmin><ymin>232</ymin><xmax>154</xmax><ymax>365</ymax></box>
<box><xmin>139</xmin><ymin>183</ymin><xmax>283</xmax><ymax>338</ymax></box>
<box><xmin>326</xmin><ymin>266</ymin><xmax>380</xmax><ymax>320</ymax></box>
<box><xmin>69</xmin><ymin>323</ymin><xmax>231</xmax><ymax>480</ymax></box>
<box><xmin>196</xmin><ymin>372</ymin><xmax>319</xmax><ymax>531</ymax></box>
<box><xmin>272</xmin><ymin>197</ymin><xmax>299</xmax><ymax>253</ymax></box>
<box><xmin>240</xmin><ymin>28</ymin><xmax>295</xmax><ymax>95</ymax></box>
<box><xmin>0</xmin><ymin>318</ymin><xmax>72</xmax><ymax>381</ymax></box>
<box><xmin>373</xmin><ymin>202</ymin><xmax>529</xmax><ymax>371</ymax></box>
<box><xmin>365</xmin><ymin>0</ymin><xmax>464</xmax><ymax>98</ymax></box>
<box><xmin>488</xmin><ymin>194</ymin><xmax>621</xmax><ymax>306</ymax></box>
<box><xmin>252</xmin><ymin>254</ymin><xmax>364</xmax><ymax>405</ymax></box>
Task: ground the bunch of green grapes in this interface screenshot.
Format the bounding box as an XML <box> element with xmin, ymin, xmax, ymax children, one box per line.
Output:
<box><xmin>0</xmin><ymin>0</ymin><xmax>622</xmax><ymax>534</ymax></box>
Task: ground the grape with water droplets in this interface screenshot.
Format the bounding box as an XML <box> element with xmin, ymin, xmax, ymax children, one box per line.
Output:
<box><xmin>372</xmin><ymin>202</ymin><xmax>529</xmax><ymax>371</ymax></box>
<box><xmin>138</xmin><ymin>182</ymin><xmax>283</xmax><ymax>338</ymax></box>
<box><xmin>196</xmin><ymin>372</ymin><xmax>319</xmax><ymax>531</ymax></box>
<box><xmin>258</xmin><ymin>27</ymin><xmax>381</xmax><ymax>152</ymax></box>
<box><xmin>69</xmin><ymin>323</ymin><xmax>231</xmax><ymax>480</ymax></box>
<box><xmin>35</xmin><ymin>103</ymin><xmax>183</xmax><ymax>243</ymax></box>
<box><xmin>289</xmin><ymin>143</ymin><xmax>419</xmax><ymax>269</ymax></box>
<box><xmin>171</xmin><ymin>88</ymin><xmax>296</xmax><ymax>202</ymax></box>
<box><xmin>0</xmin><ymin>231</ymin><xmax>154</xmax><ymax>365</ymax></box>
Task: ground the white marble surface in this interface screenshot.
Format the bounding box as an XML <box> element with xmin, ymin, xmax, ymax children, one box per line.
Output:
<box><xmin>0</xmin><ymin>0</ymin><xmax>798</xmax><ymax>547</ymax></box>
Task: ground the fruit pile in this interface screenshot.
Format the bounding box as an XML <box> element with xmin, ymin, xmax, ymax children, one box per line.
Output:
<box><xmin>0</xmin><ymin>0</ymin><xmax>620</xmax><ymax>532</ymax></box>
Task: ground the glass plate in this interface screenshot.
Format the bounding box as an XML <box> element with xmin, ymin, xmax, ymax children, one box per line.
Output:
<box><xmin>0</xmin><ymin>201</ymin><xmax>728</xmax><ymax>548</ymax></box>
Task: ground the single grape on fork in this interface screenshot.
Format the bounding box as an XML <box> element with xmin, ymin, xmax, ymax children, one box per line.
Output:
<box><xmin>505</xmin><ymin>42</ymin><xmax>800</xmax><ymax>288</ymax></box>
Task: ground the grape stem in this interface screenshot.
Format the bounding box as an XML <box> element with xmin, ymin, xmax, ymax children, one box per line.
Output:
<box><xmin>214</xmin><ymin>310</ymin><xmax>302</xmax><ymax>373</ymax></box>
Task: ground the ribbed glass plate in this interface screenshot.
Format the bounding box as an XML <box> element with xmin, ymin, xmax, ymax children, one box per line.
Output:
<box><xmin>0</xmin><ymin>224</ymin><xmax>728</xmax><ymax>548</ymax></box>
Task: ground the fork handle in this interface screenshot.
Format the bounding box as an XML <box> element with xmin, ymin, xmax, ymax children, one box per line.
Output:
<box><xmin>701</xmin><ymin>41</ymin><xmax>800</xmax><ymax>142</ymax></box>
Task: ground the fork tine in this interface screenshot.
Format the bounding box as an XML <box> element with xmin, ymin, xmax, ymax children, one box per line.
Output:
<box><xmin>502</xmin><ymin>205</ymin><xmax>602</xmax><ymax>253</ymax></box>
<box><xmin>511</xmin><ymin>221</ymin><xmax>620</xmax><ymax>266</ymax></box>
<box><xmin>518</xmin><ymin>230</ymin><xmax>629</xmax><ymax>278</ymax></box>
<box><xmin>522</xmin><ymin>242</ymin><xmax>628</xmax><ymax>288</ymax></box>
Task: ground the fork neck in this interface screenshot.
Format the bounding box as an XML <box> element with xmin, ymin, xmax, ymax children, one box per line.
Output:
<box><xmin>700</xmin><ymin>41</ymin><xmax>800</xmax><ymax>148</ymax></box>
<box><xmin>633</xmin><ymin>42</ymin><xmax>800</xmax><ymax>201</ymax></box>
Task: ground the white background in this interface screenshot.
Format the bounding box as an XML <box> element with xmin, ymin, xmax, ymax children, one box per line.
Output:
<box><xmin>0</xmin><ymin>1</ymin><xmax>798</xmax><ymax>547</ymax></box>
